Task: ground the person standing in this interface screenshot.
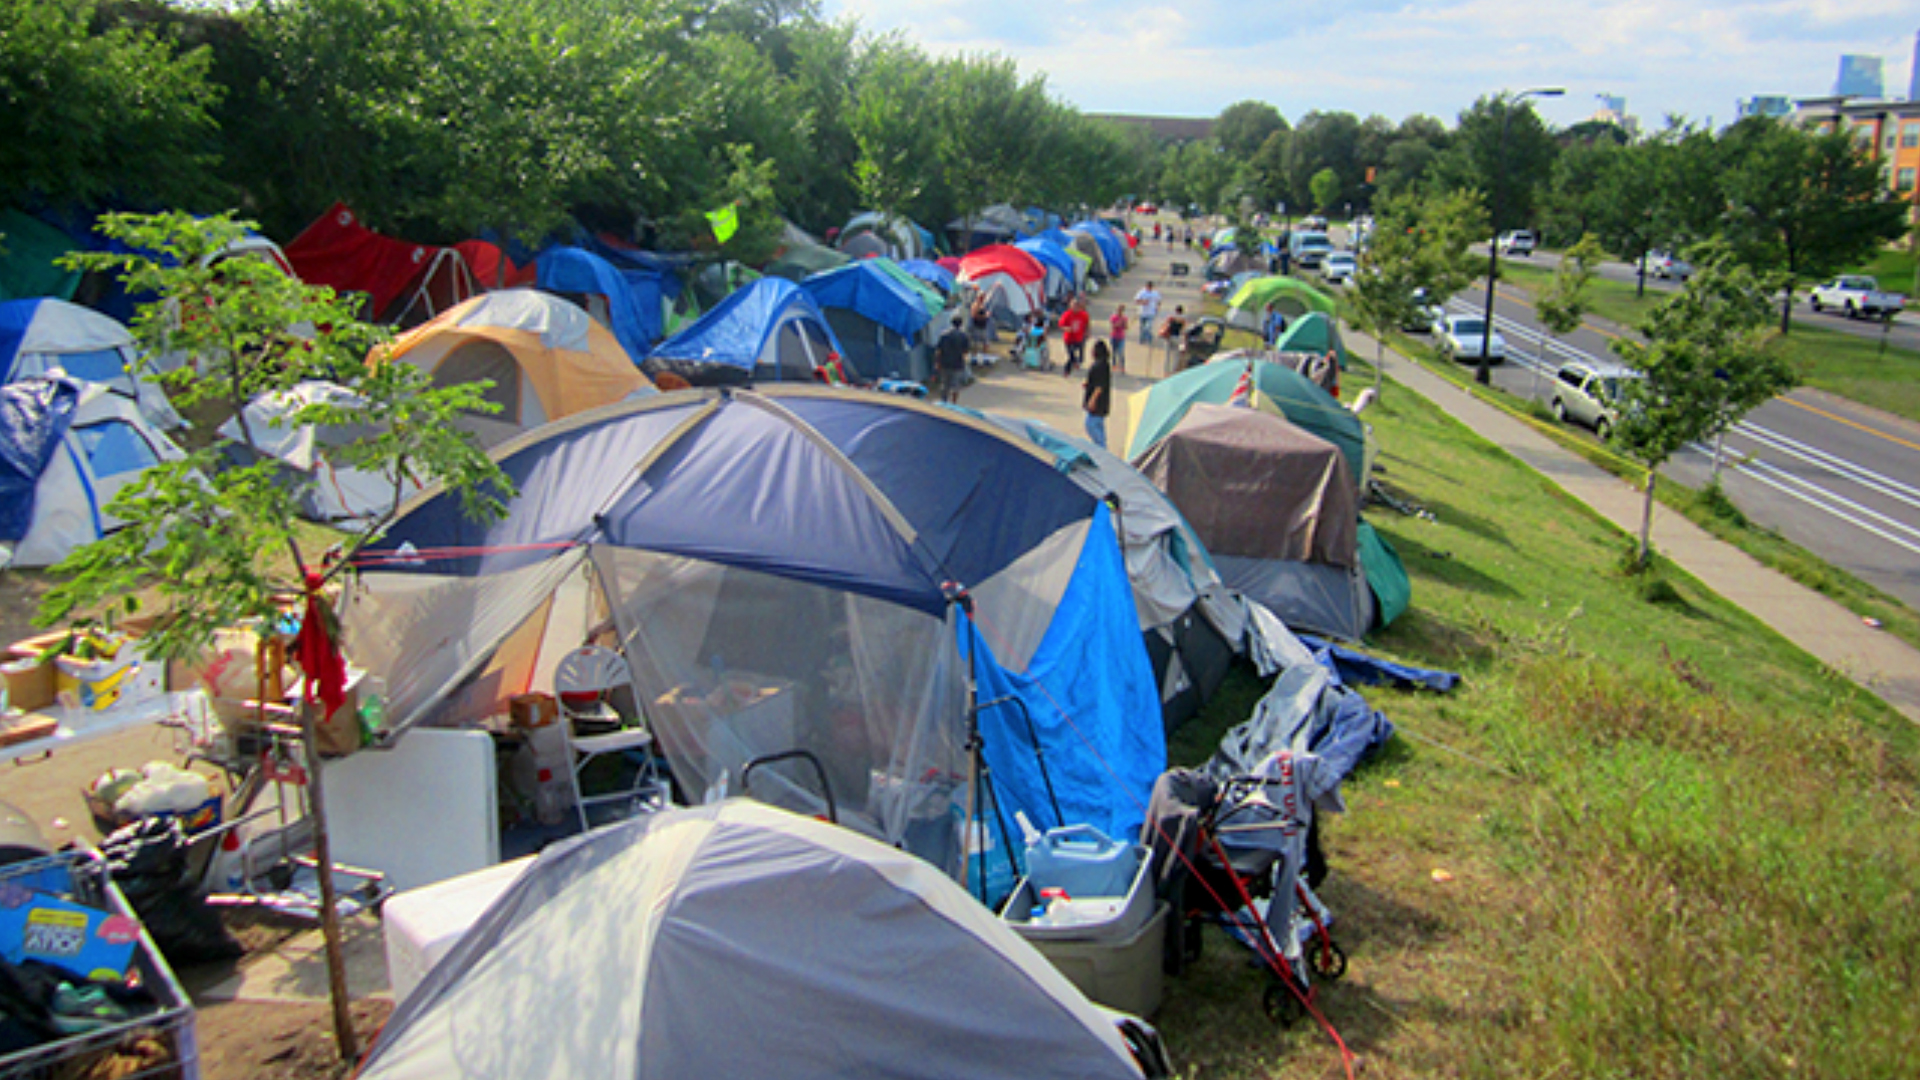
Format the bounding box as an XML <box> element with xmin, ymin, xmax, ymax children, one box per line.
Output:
<box><xmin>1082</xmin><ymin>340</ymin><xmax>1112</xmax><ymax>449</ymax></box>
<box><xmin>968</xmin><ymin>290</ymin><xmax>993</xmax><ymax>356</ymax></box>
<box><xmin>1264</xmin><ymin>303</ymin><xmax>1289</xmax><ymax>348</ymax></box>
<box><xmin>1160</xmin><ymin>304</ymin><xmax>1186</xmax><ymax>368</ymax></box>
<box><xmin>1133</xmin><ymin>281</ymin><xmax>1161</xmax><ymax>346</ymax></box>
<box><xmin>1058</xmin><ymin>295</ymin><xmax>1090</xmax><ymax>377</ymax></box>
<box><xmin>933</xmin><ymin>314</ymin><xmax>970</xmax><ymax>404</ymax></box>
<box><xmin>1108</xmin><ymin>303</ymin><xmax>1129</xmax><ymax>372</ymax></box>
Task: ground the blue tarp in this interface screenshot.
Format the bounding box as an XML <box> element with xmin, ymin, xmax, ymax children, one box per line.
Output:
<box><xmin>646</xmin><ymin>278</ymin><xmax>843</xmax><ymax>384</ymax></box>
<box><xmin>1069</xmin><ymin>221</ymin><xmax>1126</xmax><ymax>277</ymax></box>
<box><xmin>800</xmin><ymin>262</ymin><xmax>932</xmax><ymax>342</ymax></box>
<box><xmin>0</xmin><ymin>378</ymin><xmax>78</xmax><ymax>541</ymax></box>
<box><xmin>1212</xmin><ymin>661</ymin><xmax>1395</xmax><ymax>788</ymax></box>
<box><xmin>969</xmin><ymin>502</ymin><xmax>1165</xmax><ymax>844</ymax></box>
<box><xmin>899</xmin><ymin>259</ymin><xmax>956</xmax><ymax>294</ymax></box>
<box><xmin>535</xmin><ymin>246</ymin><xmax>662</xmax><ymax>363</ymax></box>
<box><xmin>1299</xmin><ymin>636</ymin><xmax>1460</xmax><ymax>692</ymax></box>
<box><xmin>1015</xmin><ymin>240</ymin><xmax>1076</xmax><ymax>286</ymax></box>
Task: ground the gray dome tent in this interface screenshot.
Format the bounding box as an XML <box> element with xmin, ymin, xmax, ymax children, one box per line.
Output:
<box><xmin>359</xmin><ymin>801</ymin><xmax>1158</xmax><ymax>1080</ymax></box>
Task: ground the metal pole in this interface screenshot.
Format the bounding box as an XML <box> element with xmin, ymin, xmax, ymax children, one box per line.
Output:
<box><xmin>1477</xmin><ymin>105</ymin><xmax>1511</xmax><ymax>387</ymax></box>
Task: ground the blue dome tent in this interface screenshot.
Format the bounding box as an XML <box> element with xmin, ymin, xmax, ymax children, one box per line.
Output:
<box><xmin>644</xmin><ymin>278</ymin><xmax>844</xmax><ymax>386</ymax></box>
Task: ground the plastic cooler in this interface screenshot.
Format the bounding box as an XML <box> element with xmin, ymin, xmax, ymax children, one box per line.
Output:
<box><xmin>1023</xmin><ymin>902</ymin><xmax>1169</xmax><ymax>1017</ymax></box>
<box><xmin>999</xmin><ymin>825</ymin><xmax>1154</xmax><ymax>941</ymax></box>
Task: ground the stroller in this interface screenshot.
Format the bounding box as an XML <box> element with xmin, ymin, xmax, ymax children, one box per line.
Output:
<box><xmin>1143</xmin><ymin>750</ymin><xmax>1347</xmax><ymax>1025</ymax></box>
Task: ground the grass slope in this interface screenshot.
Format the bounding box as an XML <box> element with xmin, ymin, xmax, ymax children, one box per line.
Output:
<box><xmin>1157</xmin><ymin>373</ymin><xmax>1920</xmax><ymax>1079</ymax></box>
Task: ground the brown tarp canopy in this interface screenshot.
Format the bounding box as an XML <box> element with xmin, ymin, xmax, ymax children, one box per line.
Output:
<box><xmin>1133</xmin><ymin>403</ymin><xmax>1357</xmax><ymax>568</ymax></box>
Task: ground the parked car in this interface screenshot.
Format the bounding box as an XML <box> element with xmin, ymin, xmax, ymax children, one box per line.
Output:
<box><xmin>1497</xmin><ymin>230</ymin><xmax>1536</xmax><ymax>256</ymax></box>
<box><xmin>1299</xmin><ymin>215</ymin><xmax>1328</xmax><ymax>231</ymax></box>
<box><xmin>1320</xmin><ymin>250</ymin><xmax>1357</xmax><ymax>285</ymax></box>
<box><xmin>1550</xmin><ymin>360</ymin><xmax>1640</xmax><ymax>440</ymax></box>
<box><xmin>1808</xmin><ymin>275</ymin><xmax>1906</xmax><ymax>319</ymax></box>
<box><xmin>1646</xmin><ymin>249</ymin><xmax>1691</xmax><ymax>281</ymax></box>
<box><xmin>1402</xmin><ymin>289</ymin><xmax>1446</xmax><ymax>332</ymax></box>
<box><xmin>1434</xmin><ymin>314</ymin><xmax>1505</xmax><ymax>363</ymax></box>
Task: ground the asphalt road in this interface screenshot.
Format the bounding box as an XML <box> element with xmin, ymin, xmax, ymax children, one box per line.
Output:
<box><xmin>1491</xmin><ymin>245</ymin><xmax>1920</xmax><ymax>354</ymax></box>
<box><xmin>1424</xmin><ymin>285</ymin><xmax>1920</xmax><ymax>612</ymax></box>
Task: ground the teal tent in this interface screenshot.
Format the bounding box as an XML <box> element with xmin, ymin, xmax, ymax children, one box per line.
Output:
<box><xmin>0</xmin><ymin>210</ymin><xmax>80</xmax><ymax>302</ymax></box>
<box><xmin>1275</xmin><ymin>312</ymin><xmax>1351</xmax><ymax>369</ymax></box>
<box><xmin>1123</xmin><ymin>357</ymin><xmax>1367</xmax><ymax>488</ymax></box>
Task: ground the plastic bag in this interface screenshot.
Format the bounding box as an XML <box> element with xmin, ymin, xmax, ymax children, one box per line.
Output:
<box><xmin>100</xmin><ymin>819</ymin><xmax>240</xmax><ymax>967</ymax></box>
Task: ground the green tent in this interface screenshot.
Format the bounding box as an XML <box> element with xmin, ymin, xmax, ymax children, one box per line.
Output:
<box><xmin>0</xmin><ymin>209</ymin><xmax>80</xmax><ymax>302</ymax></box>
<box><xmin>1274</xmin><ymin>312</ymin><xmax>1351</xmax><ymax>368</ymax></box>
<box><xmin>1356</xmin><ymin>522</ymin><xmax>1409</xmax><ymax>629</ymax></box>
<box><xmin>869</xmin><ymin>256</ymin><xmax>944</xmax><ymax>314</ymax></box>
<box><xmin>1123</xmin><ymin>355</ymin><xmax>1368</xmax><ymax>487</ymax></box>
<box><xmin>1225</xmin><ymin>275</ymin><xmax>1336</xmax><ymax>319</ymax></box>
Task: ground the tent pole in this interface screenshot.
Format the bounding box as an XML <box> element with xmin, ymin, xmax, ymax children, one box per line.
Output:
<box><xmin>956</xmin><ymin>596</ymin><xmax>1022</xmax><ymax>903</ymax></box>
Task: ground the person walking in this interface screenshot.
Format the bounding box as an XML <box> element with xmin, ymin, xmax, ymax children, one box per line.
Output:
<box><xmin>1058</xmin><ymin>295</ymin><xmax>1090</xmax><ymax>377</ymax></box>
<box><xmin>1133</xmin><ymin>281</ymin><xmax>1161</xmax><ymax>346</ymax></box>
<box><xmin>1082</xmin><ymin>340</ymin><xmax>1112</xmax><ymax>449</ymax></box>
<box><xmin>1160</xmin><ymin>304</ymin><xmax>1187</xmax><ymax>369</ymax></box>
<box><xmin>968</xmin><ymin>290</ymin><xmax>993</xmax><ymax>357</ymax></box>
<box><xmin>933</xmin><ymin>314</ymin><xmax>970</xmax><ymax>404</ymax></box>
<box><xmin>1108</xmin><ymin>303</ymin><xmax>1129</xmax><ymax>372</ymax></box>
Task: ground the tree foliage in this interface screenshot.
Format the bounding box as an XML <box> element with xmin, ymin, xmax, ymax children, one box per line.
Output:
<box><xmin>1430</xmin><ymin>95</ymin><xmax>1559</xmax><ymax>234</ymax></box>
<box><xmin>39</xmin><ymin>212</ymin><xmax>513</xmax><ymax>660</ymax></box>
<box><xmin>1610</xmin><ymin>241</ymin><xmax>1797</xmax><ymax>564</ymax></box>
<box><xmin>0</xmin><ymin>0</ymin><xmax>221</xmax><ymax>209</ymax></box>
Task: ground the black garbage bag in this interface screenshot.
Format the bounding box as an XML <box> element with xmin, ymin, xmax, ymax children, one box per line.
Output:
<box><xmin>99</xmin><ymin>819</ymin><xmax>241</xmax><ymax>967</ymax></box>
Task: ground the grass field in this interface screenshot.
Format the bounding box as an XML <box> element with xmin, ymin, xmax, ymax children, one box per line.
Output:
<box><xmin>1154</xmin><ymin>364</ymin><xmax>1920</xmax><ymax>1078</ymax></box>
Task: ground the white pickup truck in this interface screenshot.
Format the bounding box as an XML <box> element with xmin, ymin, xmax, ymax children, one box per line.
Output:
<box><xmin>1808</xmin><ymin>275</ymin><xmax>1905</xmax><ymax>319</ymax></box>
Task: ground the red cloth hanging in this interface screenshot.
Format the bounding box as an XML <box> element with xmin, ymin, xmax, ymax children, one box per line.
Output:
<box><xmin>293</xmin><ymin>570</ymin><xmax>348</xmax><ymax>720</ymax></box>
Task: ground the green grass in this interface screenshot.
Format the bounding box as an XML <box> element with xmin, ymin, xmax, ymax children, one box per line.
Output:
<box><xmin>1158</xmin><ymin>362</ymin><xmax>1920</xmax><ymax>1079</ymax></box>
<box><xmin>1850</xmin><ymin>247</ymin><xmax>1917</xmax><ymax>295</ymax></box>
<box><xmin>1498</xmin><ymin>262</ymin><xmax>1920</xmax><ymax>425</ymax></box>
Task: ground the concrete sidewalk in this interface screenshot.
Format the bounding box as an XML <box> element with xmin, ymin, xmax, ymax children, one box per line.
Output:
<box><xmin>1348</xmin><ymin>326</ymin><xmax>1920</xmax><ymax>725</ymax></box>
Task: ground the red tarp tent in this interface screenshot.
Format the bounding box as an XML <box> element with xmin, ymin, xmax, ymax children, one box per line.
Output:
<box><xmin>286</xmin><ymin>203</ymin><xmax>479</xmax><ymax>324</ymax></box>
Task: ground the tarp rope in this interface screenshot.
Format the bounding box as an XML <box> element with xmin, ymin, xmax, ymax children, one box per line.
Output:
<box><xmin>348</xmin><ymin>541</ymin><xmax>581</xmax><ymax>566</ymax></box>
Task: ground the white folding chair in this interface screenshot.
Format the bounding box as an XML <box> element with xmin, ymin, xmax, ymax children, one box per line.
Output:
<box><xmin>554</xmin><ymin>645</ymin><xmax>664</xmax><ymax>832</ymax></box>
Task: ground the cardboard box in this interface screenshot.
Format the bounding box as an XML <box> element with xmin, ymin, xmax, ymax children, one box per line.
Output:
<box><xmin>510</xmin><ymin>693</ymin><xmax>558</xmax><ymax>730</ymax></box>
<box><xmin>0</xmin><ymin>888</ymin><xmax>141</xmax><ymax>981</ymax></box>
<box><xmin>2</xmin><ymin>657</ymin><xmax>54</xmax><ymax>713</ymax></box>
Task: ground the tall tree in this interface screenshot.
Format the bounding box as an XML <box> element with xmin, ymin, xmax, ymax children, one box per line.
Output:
<box><xmin>1717</xmin><ymin>116</ymin><xmax>1909</xmax><ymax>332</ymax></box>
<box><xmin>1610</xmin><ymin>242</ymin><xmax>1796</xmax><ymax>565</ymax></box>
<box><xmin>1214</xmin><ymin>99</ymin><xmax>1287</xmax><ymax>161</ymax></box>
<box><xmin>1283</xmin><ymin>111</ymin><xmax>1364</xmax><ymax>216</ymax></box>
<box><xmin>1</xmin><ymin>0</ymin><xmax>222</xmax><ymax>209</ymax></box>
<box><xmin>1430</xmin><ymin>95</ymin><xmax>1559</xmax><ymax>234</ymax></box>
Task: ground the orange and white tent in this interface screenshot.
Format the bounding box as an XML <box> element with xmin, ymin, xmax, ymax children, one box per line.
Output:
<box><xmin>372</xmin><ymin>289</ymin><xmax>654</xmax><ymax>448</ymax></box>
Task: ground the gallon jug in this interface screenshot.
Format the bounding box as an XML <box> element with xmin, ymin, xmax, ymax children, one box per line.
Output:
<box><xmin>1023</xmin><ymin>824</ymin><xmax>1139</xmax><ymax>899</ymax></box>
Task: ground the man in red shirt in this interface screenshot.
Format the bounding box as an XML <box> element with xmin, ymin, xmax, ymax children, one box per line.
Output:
<box><xmin>1058</xmin><ymin>295</ymin><xmax>1090</xmax><ymax>377</ymax></box>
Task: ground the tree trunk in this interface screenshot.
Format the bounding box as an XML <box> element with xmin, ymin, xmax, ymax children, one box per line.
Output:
<box><xmin>1778</xmin><ymin>288</ymin><xmax>1793</xmax><ymax>335</ymax></box>
<box><xmin>1711</xmin><ymin>430</ymin><xmax>1725</xmax><ymax>483</ymax></box>
<box><xmin>1639</xmin><ymin>469</ymin><xmax>1657</xmax><ymax>569</ymax></box>
<box><xmin>300</xmin><ymin>705</ymin><xmax>359</xmax><ymax>1063</ymax></box>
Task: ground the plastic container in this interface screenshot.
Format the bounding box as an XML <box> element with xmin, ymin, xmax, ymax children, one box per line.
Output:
<box><xmin>1023</xmin><ymin>825</ymin><xmax>1140</xmax><ymax>899</ymax></box>
<box><xmin>1000</xmin><ymin>830</ymin><xmax>1155</xmax><ymax>943</ymax></box>
<box><xmin>1025</xmin><ymin>901</ymin><xmax>1169</xmax><ymax>1017</ymax></box>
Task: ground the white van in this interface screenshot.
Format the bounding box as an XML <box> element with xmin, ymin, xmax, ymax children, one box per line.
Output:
<box><xmin>1288</xmin><ymin>230</ymin><xmax>1332</xmax><ymax>270</ymax></box>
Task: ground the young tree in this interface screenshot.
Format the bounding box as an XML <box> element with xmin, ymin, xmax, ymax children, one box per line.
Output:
<box><xmin>1718</xmin><ymin>117</ymin><xmax>1909</xmax><ymax>333</ymax></box>
<box><xmin>1310</xmin><ymin>167</ymin><xmax>1342</xmax><ymax>216</ymax></box>
<box><xmin>44</xmin><ymin>212</ymin><xmax>513</xmax><ymax>1061</ymax></box>
<box><xmin>1535</xmin><ymin>234</ymin><xmax>1603</xmax><ymax>406</ymax></box>
<box><xmin>1346</xmin><ymin>190</ymin><xmax>1485</xmax><ymax>393</ymax></box>
<box><xmin>1610</xmin><ymin>242</ymin><xmax>1796</xmax><ymax>567</ymax></box>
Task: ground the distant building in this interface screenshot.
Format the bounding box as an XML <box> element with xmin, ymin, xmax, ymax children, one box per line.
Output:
<box><xmin>1909</xmin><ymin>31</ymin><xmax>1920</xmax><ymax>101</ymax></box>
<box><xmin>1836</xmin><ymin>54</ymin><xmax>1885</xmax><ymax>99</ymax></box>
<box><xmin>1794</xmin><ymin>95</ymin><xmax>1920</xmax><ymax>223</ymax></box>
<box><xmin>1085</xmin><ymin>114</ymin><xmax>1214</xmax><ymax>143</ymax></box>
<box><xmin>1736</xmin><ymin>95</ymin><xmax>1792</xmax><ymax>120</ymax></box>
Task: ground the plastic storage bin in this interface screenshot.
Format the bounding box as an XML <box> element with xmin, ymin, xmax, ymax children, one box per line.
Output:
<box><xmin>1000</xmin><ymin>825</ymin><xmax>1154</xmax><ymax>942</ymax></box>
<box><xmin>1025</xmin><ymin>902</ymin><xmax>1169</xmax><ymax>1017</ymax></box>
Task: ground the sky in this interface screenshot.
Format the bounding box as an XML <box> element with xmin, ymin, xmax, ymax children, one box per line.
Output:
<box><xmin>821</xmin><ymin>1</ymin><xmax>1919</xmax><ymax>130</ymax></box>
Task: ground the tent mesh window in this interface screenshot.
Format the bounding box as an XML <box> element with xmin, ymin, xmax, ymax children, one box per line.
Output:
<box><xmin>593</xmin><ymin>548</ymin><xmax>967</xmax><ymax>873</ymax></box>
<box><xmin>76</xmin><ymin>421</ymin><xmax>162</xmax><ymax>478</ymax></box>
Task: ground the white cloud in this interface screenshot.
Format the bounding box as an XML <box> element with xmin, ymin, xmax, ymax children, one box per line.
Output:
<box><xmin>822</xmin><ymin>0</ymin><xmax>1919</xmax><ymax>127</ymax></box>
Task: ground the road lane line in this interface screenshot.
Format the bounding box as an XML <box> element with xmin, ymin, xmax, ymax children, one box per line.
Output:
<box><xmin>1776</xmin><ymin>396</ymin><xmax>1920</xmax><ymax>455</ymax></box>
<box><xmin>1729</xmin><ymin>421</ymin><xmax>1920</xmax><ymax>510</ymax></box>
<box><xmin>1690</xmin><ymin>446</ymin><xmax>1920</xmax><ymax>557</ymax></box>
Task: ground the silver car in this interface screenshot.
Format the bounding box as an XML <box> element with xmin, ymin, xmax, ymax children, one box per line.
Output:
<box><xmin>1434</xmin><ymin>314</ymin><xmax>1505</xmax><ymax>363</ymax></box>
<box><xmin>1320</xmin><ymin>251</ymin><xmax>1357</xmax><ymax>285</ymax></box>
<box><xmin>1551</xmin><ymin>360</ymin><xmax>1638</xmax><ymax>439</ymax></box>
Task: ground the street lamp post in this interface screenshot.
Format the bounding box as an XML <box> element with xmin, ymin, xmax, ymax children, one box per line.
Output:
<box><xmin>1478</xmin><ymin>87</ymin><xmax>1564</xmax><ymax>386</ymax></box>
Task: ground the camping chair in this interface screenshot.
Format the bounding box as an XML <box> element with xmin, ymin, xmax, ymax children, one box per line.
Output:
<box><xmin>554</xmin><ymin>645</ymin><xmax>666</xmax><ymax>832</ymax></box>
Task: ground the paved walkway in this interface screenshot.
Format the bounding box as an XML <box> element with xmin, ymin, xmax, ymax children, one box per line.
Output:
<box><xmin>1346</xmin><ymin>325</ymin><xmax>1920</xmax><ymax>725</ymax></box>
